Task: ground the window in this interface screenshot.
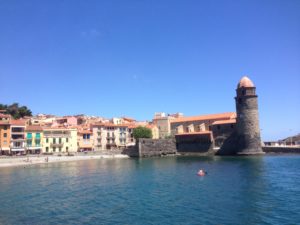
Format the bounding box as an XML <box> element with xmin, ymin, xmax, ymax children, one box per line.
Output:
<box><xmin>36</xmin><ymin>139</ymin><xmax>41</xmax><ymax>146</ymax></box>
<box><xmin>4</xmin><ymin>126</ymin><xmax>7</xmax><ymax>130</ymax></box>
<box><xmin>46</xmin><ymin>138</ymin><xmax>49</xmax><ymax>143</ymax></box>
<box><xmin>27</xmin><ymin>140</ymin><xmax>32</xmax><ymax>147</ymax></box>
<box><xmin>66</xmin><ymin>138</ymin><xmax>69</xmax><ymax>143</ymax></box>
<box><xmin>242</xmin><ymin>90</ymin><xmax>246</xmax><ymax>95</ymax></box>
<box><xmin>53</xmin><ymin>138</ymin><xmax>56</xmax><ymax>144</ymax></box>
<box><xmin>46</xmin><ymin>147</ymin><xmax>49</xmax><ymax>152</ymax></box>
<box><xmin>66</xmin><ymin>146</ymin><xmax>69</xmax><ymax>152</ymax></box>
<box><xmin>231</xmin><ymin>124</ymin><xmax>234</xmax><ymax>129</ymax></box>
<box><xmin>3</xmin><ymin>133</ymin><xmax>7</xmax><ymax>138</ymax></box>
<box><xmin>59</xmin><ymin>138</ymin><xmax>62</xmax><ymax>144</ymax></box>
<box><xmin>59</xmin><ymin>148</ymin><xmax>62</xmax><ymax>152</ymax></box>
<box><xmin>53</xmin><ymin>147</ymin><xmax>56</xmax><ymax>152</ymax></box>
<box><xmin>36</xmin><ymin>133</ymin><xmax>41</xmax><ymax>139</ymax></box>
<box><xmin>217</xmin><ymin>125</ymin><xmax>221</xmax><ymax>130</ymax></box>
<box><xmin>27</xmin><ymin>133</ymin><xmax>32</xmax><ymax>139</ymax></box>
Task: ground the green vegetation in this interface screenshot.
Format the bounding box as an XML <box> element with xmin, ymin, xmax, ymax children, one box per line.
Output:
<box><xmin>133</xmin><ymin>126</ymin><xmax>152</xmax><ymax>139</ymax></box>
<box><xmin>0</xmin><ymin>103</ymin><xmax>32</xmax><ymax>119</ymax></box>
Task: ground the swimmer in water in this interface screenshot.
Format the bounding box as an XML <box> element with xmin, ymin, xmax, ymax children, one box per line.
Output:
<box><xmin>197</xmin><ymin>169</ymin><xmax>206</xmax><ymax>176</ymax></box>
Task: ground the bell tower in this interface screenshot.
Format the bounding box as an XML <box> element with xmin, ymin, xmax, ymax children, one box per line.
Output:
<box><xmin>235</xmin><ymin>76</ymin><xmax>264</xmax><ymax>155</ymax></box>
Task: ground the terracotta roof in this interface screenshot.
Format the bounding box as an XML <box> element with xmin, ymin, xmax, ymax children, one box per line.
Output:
<box><xmin>146</xmin><ymin>124</ymin><xmax>158</xmax><ymax>129</ymax></box>
<box><xmin>43</xmin><ymin>127</ymin><xmax>77</xmax><ymax>131</ymax></box>
<box><xmin>211</xmin><ymin>119</ymin><xmax>236</xmax><ymax>125</ymax></box>
<box><xmin>0</xmin><ymin>113</ymin><xmax>11</xmax><ymax>118</ymax></box>
<box><xmin>92</xmin><ymin>123</ymin><xmax>129</xmax><ymax>128</ymax></box>
<box><xmin>122</xmin><ymin>117</ymin><xmax>136</xmax><ymax>122</ymax></box>
<box><xmin>78</xmin><ymin>130</ymin><xmax>93</xmax><ymax>134</ymax></box>
<box><xmin>0</xmin><ymin>121</ymin><xmax>10</xmax><ymax>125</ymax></box>
<box><xmin>26</xmin><ymin>125</ymin><xmax>43</xmax><ymax>131</ymax></box>
<box><xmin>237</xmin><ymin>76</ymin><xmax>255</xmax><ymax>88</ymax></box>
<box><xmin>127</xmin><ymin>124</ymin><xmax>138</xmax><ymax>129</ymax></box>
<box><xmin>175</xmin><ymin>131</ymin><xmax>212</xmax><ymax>136</ymax></box>
<box><xmin>10</xmin><ymin>120</ymin><xmax>26</xmax><ymax>126</ymax></box>
<box><xmin>171</xmin><ymin>112</ymin><xmax>236</xmax><ymax>123</ymax></box>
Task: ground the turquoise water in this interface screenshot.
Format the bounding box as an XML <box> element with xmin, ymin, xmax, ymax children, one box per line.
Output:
<box><xmin>0</xmin><ymin>156</ymin><xmax>299</xmax><ymax>225</ymax></box>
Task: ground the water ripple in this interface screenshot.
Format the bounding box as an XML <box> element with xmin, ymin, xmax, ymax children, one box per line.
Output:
<box><xmin>0</xmin><ymin>156</ymin><xmax>299</xmax><ymax>224</ymax></box>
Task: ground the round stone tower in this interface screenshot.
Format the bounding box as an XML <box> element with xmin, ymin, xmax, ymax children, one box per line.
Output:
<box><xmin>235</xmin><ymin>76</ymin><xmax>264</xmax><ymax>155</ymax></box>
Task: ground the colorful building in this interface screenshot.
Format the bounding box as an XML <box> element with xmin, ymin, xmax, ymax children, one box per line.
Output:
<box><xmin>153</xmin><ymin>112</ymin><xmax>183</xmax><ymax>139</ymax></box>
<box><xmin>92</xmin><ymin>123</ymin><xmax>130</xmax><ymax>150</ymax></box>
<box><xmin>25</xmin><ymin>125</ymin><xmax>43</xmax><ymax>154</ymax></box>
<box><xmin>170</xmin><ymin>112</ymin><xmax>236</xmax><ymax>135</ymax></box>
<box><xmin>42</xmin><ymin>127</ymin><xmax>77</xmax><ymax>154</ymax></box>
<box><xmin>77</xmin><ymin>130</ymin><xmax>93</xmax><ymax>152</ymax></box>
<box><xmin>0</xmin><ymin>113</ymin><xmax>11</xmax><ymax>154</ymax></box>
<box><xmin>10</xmin><ymin>120</ymin><xmax>26</xmax><ymax>155</ymax></box>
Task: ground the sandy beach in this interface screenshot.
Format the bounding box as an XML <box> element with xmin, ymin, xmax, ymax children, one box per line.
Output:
<box><xmin>0</xmin><ymin>154</ymin><xmax>129</xmax><ymax>168</ymax></box>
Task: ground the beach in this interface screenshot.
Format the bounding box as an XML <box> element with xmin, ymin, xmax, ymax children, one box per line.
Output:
<box><xmin>0</xmin><ymin>154</ymin><xmax>129</xmax><ymax>168</ymax></box>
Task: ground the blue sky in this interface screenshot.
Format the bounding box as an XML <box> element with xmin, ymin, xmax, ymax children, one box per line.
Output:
<box><xmin>0</xmin><ymin>0</ymin><xmax>299</xmax><ymax>140</ymax></box>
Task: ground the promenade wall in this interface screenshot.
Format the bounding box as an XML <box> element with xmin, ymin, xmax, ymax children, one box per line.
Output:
<box><xmin>123</xmin><ymin>140</ymin><xmax>300</xmax><ymax>158</ymax></box>
<box><xmin>263</xmin><ymin>146</ymin><xmax>300</xmax><ymax>154</ymax></box>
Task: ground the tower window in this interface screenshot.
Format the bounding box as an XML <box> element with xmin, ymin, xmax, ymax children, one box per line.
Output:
<box><xmin>242</xmin><ymin>90</ymin><xmax>246</xmax><ymax>95</ymax></box>
<box><xmin>238</xmin><ymin>98</ymin><xmax>242</xmax><ymax>104</ymax></box>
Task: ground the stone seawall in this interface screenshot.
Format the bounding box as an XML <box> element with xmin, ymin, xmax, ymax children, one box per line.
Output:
<box><xmin>138</xmin><ymin>138</ymin><xmax>177</xmax><ymax>157</ymax></box>
<box><xmin>123</xmin><ymin>139</ymin><xmax>177</xmax><ymax>157</ymax></box>
<box><xmin>122</xmin><ymin>140</ymin><xmax>300</xmax><ymax>158</ymax></box>
<box><xmin>263</xmin><ymin>146</ymin><xmax>300</xmax><ymax>154</ymax></box>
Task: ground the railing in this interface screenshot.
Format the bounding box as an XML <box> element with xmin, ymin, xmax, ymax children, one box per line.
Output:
<box><xmin>11</xmin><ymin>139</ymin><xmax>25</xmax><ymax>141</ymax></box>
<box><xmin>106</xmin><ymin>137</ymin><xmax>115</xmax><ymax>140</ymax></box>
<box><xmin>44</xmin><ymin>134</ymin><xmax>71</xmax><ymax>138</ymax></box>
<box><xmin>11</xmin><ymin>132</ymin><xmax>25</xmax><ymax>135</ymax></box>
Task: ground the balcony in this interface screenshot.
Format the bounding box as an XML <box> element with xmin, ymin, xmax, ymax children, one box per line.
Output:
<box><xmin>44</xmin><ymin>134</ymin><xmax>71</xmax><ymax>138</ymax></box>
<box><xmin>11</xmin><ymin>138</ymin><xmax>25</xmax><ymax>142</ymax></box>
<box><xmin>106</xmin><ymin>137</ymin><xmax>115</xmax><ymax>140</ymax></box>
<box><xmin>50</xmin><ymin>143</ymin><xmax>64</xmax><ymax>148</ymax></box>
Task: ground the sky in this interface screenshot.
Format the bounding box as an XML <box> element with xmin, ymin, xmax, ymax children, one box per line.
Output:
<box><xmin>0</xmin><ymin>0</ymin><xmax>299</xmax><ymax>141</ymax></box>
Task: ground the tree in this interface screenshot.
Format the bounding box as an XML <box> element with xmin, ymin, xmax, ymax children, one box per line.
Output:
<box><xmin>0</xmin><ymin>103</ymin><xmax>32</xmax><ymax>119</ymax></box>
<box><xmin>133</xmin><ymin>126</ymin><xmax>152</xmax><ymax>139</ymax></box>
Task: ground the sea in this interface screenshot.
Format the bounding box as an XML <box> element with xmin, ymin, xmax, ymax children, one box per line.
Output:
<box><xmin>0</xmin><ymin>155</ymin><xmax>299</xmax><ymax>225</ymax></box>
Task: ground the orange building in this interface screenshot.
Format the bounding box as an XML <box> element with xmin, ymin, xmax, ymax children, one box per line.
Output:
<box><xmin>0</xmin><ymin>120</ymin><xmax>11</xmax><ymax>155</ymax></box>
<box><xmin>0</xmin><ymin>113</ymin><xmax>11</xmax><ymax>154</ymax></box>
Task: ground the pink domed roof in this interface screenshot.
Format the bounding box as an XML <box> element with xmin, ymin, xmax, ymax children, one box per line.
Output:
<box><xmin>237</xmin><ymin>76</ymin><xmax>255</xmax><ymax>88</ymax></box>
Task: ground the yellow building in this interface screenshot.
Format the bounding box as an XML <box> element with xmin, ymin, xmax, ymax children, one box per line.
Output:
<box><xmin>42</xmin><ymin>127</ymin><xmax>77</xmax><ymax>154</ymax></box>
<box><xmin>26</xmin><ymin>125</ymin><xmax>43</xmax><ymax>154</ymax></box>
<box><xmin>146</xmin><ymin>124</ymin><xmax>159</xmax><ymax>139</ymax></box>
